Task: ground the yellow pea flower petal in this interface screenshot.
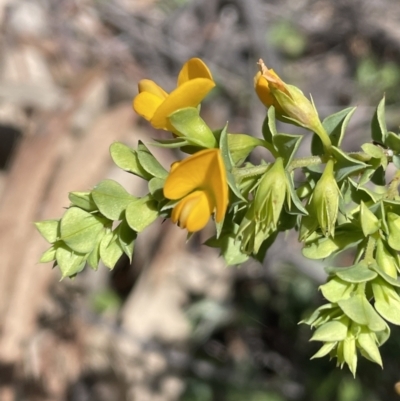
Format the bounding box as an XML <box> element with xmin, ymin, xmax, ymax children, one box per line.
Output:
<box><xmin>164</xmin><ymin>149</ymin><xmax>228</xmax><ymax>232</ymax></box>
<box><xmin>138</xmin><ymin>79</ymin><xmax>168</xmax><ymax>99</ymax></box>
<box><xmin>171</xmin><ymin>190</ymin><xmax>212</xmax><ymax>232</ymax></box>
<box><xmin>132</xmin><ymin>58</ymin><xmax>215</xmax><ymax>132</ymax></box>
<box><xmin>151</xmin><ymin>78</ymin><xmax>215</xmax><ymax>130</ymax></box>
<box><xmin>177</xmin><ymin>58</ymin><xmax>213</xmax><ymax>87</ymax></box>
<box><xmin>133</xmin><ymin>91</ymin><xmax>164</xmax><ymax>121</ymax></box>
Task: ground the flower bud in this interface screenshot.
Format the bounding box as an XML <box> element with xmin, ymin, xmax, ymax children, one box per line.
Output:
<box><xmin>311</xmin><ymin>159</ymin><xmax>340</xmax><ymax>237</ymax></box>
<box><xmin>255</xmin><ymin>59</ymin><xmax>331</xmax><ymax>152</ymax></box>
<box><xmin>254</xmin><ymin>157</ymin><xmax>289</xmax><ymax>231</ymax></box>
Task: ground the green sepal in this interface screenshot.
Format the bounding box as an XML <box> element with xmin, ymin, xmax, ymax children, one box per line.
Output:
<box><xmin>92</xmin><ymin>179</ymin><xmax>136</xmax><ymax>220</ymax></box>
<box><xmin>35</xmin><ymin>219</ymin><xmax>60</xmax><ymax>243</ymax></box>
<box><xmin>117</xmin><ymin>220</ymin><xmax>136</xmax><ymax>262</ymax></box>
<box><xmin>56</xmin><ymin>243</ymin><xmax>87</xmax><ymax>279</ymax></box>
<box><xmin>137</xmin><ymin>142</ymin><xmax>168</xmax><ymax>179</ymax></box>
<box><xmin>331</xmin><ymin>146</ymin><xmax>367</xmax><ymax>182</ymax></box>
<box><xmin>125</xmin><ymin>195</ymin><xmax>158</xmax><ymax>232</ymax></box>
<box><xmin>286</xmin><ymin>172</ymin><xmax>308</xmax><ymax>215</ymax></box>
<box><xmin>99</xmin><ymin>231</ymin><xmax>124</xmax><ymax>269</ymax></box>
<box><xmin>110</xmin><ymin>142</ymin><xmax>152</xmax><ymax>180</ymax></box>
<box><xmin>371</xmin><ymin>96</ymin><xmax>387</xmax><ymax>143</ymax></box>
<box><xmin>312</xmin><ymin>106</ymin><xmax>356</xmax><ymax>155</ymax></box>
<box><xmin>39</xmin><ymin>244</ymin><xmax>58</xmax><ymax>263</ymax></box>
<box><xmin>69</xmin><ymin>192</ymin><xmax>97</xmax><ymax>212</ymax></box>
<box><xmin>299</xmin><ymin>303</ymin><xmax>337</xmax><ymax>326</ymax></box>
<box><xmin>151</xmin><ymin>137</ymin><xmax>190</xmax><ymax>149</ymax></box>
<box><xmin>168</xmin><ymin>107</ymin><xmax>217</xmax><ymax>148</ymax></box>
<box><xmin>60</xmin><ymin>207</ymin><xmax>107</xmax><ymax>254</ymax></box>
<box><xmin>310</xmin><ymin>320</ymin><xmax>348</xmax><ymax>342</ymax></box>
<box><xmin>338</xmin><ymin>294</ymin><xmax>386</xmax><ymax>332</ymax></box>
<box><xmin>219</xmin><ymin>123</ymin><xmax>246</xmax><ymax>202</ymax></box>
<box><xmin>273</xmin><ymin>133</ymin><xmax>303</xmax><ymax>166</ymax></box>
<box><xmin>87</xmin><ymin>238</ymin><xmax>101</xmax><ymax>270</ymax></box>
<box><xmin>360</xmin><ymin>201</ymin><xmax>380</xmax><ymax>236</ymax></box>
<box><xmin>227</xmin><ymin>133</ymin><xmax>265</xmax><ymax>165</ymax></box>
<box><xmin>311</xmin><ymin>342</ymin><xmax>337</xmax><ymax>359</ymax></box>
<box><xmin>357</xmin><ymin>326</ymin><xmax>382</xmax><ymax>366</ymax></box>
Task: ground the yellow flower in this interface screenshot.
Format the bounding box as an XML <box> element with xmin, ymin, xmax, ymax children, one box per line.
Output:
<box><xmin>133</xmin><ymin>58</ymin><xmax>215</xmax><ymax>132</ymax></box>
<box><xmin>163</xmin><ymin>149</ymin><xmax>228</xmax><ymax>232</ymax></box>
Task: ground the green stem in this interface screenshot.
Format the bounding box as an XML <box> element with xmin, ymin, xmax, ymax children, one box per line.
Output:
<box><xmin>314</xmin><ymin>122</ymin><xmax>332</xmax><ymax>155</ymax></box>
<box><xmin>364</xmin><ymin>235</ymin><xmax>377</xmax><ymax>264</ymax></box>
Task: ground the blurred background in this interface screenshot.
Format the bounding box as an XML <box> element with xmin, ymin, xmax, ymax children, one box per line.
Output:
<box><xmin>1</xmin><ymin>0</ymin><xmax>400</xmax><ymax>400</ymax></box>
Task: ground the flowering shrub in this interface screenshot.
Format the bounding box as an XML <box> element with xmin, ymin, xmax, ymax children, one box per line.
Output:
<box><xmin>36</xmin><ymin>57</ymin><xmax>400</xmax><ymax>375</ymax></box>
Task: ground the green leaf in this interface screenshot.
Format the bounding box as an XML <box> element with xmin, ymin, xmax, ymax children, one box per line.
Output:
<box><xmin>338</xmin><ymin>294</ymin><xmax>386</xmax><ymax>332</ymax></box>
<box><xmin>369</xmin><ymin>263</ymin><xmax>400</xmax><ymax>288</ymax></box>
<box><xmin>137</xmin><ymin>142</ymin><xmax>168</xmax><ymax>179</ymax></box>
<box><xmin>205</xmin><ymin>224</ymin><xmax>249</xmax><ymax>265</ymax></box>
<box><xmin>168</xmin><ymin>107</ymin><xmax>217</xmax><ymax>148</ymax></box>
<box><xmin>35</xmin><ymin>219</ymin><xmax>60</xmax><ymax>243</ymax></box>
<box><xmin>311</xmin><ymin>321</ymin><xmax>348</xmax><ymax>342</ymax></box>
<box><xmin>320</xmin><ymin>277</ymin><xmax>355</xmax><ymax>303</ymax></box>
<box><xmin>372</xmin><ymin>277</ymin><xmax>400</xmax><ymax>325</ymax></box>
<box><xmin>312</xmin><ymin>107</ymin><xmax>356</xmax><ymax>155</ymax></box>
<box><xmin>148</xmin><ymin>177</ymin><xmax>165</xmax><ymax>201</ymax></box>
<box><xmin>125</xmin><ymin>195</ymin><xmax>158</xmax><ymax>232</ymax></box>
<box><xmin>371</xmin><ymin>96</ymin><xmax>387</xmax><ymax>143</ymax></box>
<box><xmin>331</xmin><ymin>146</ymin><xmax>367</xmax><ymax>182</ymax></box>
<box><xmin>99</xmin><ymin>231</ymin><xmax>124</xmax><ymax>269</ymax></box>
<box><xmin>361</xmin><ymin>143</ymin><xmax>385</xmax><ymax>159</ymax></box>
<box><xmin>261</xmin><ymin>106</ymin><xmax>277</xmax><ymax>144</ymax></box>
<box><xmin>360</xmin><ymin>201</ymin><xmax>380</xmax><ymax>236</ymax></box>
<box><xmin>92</xmin><ymin>179</ymin><xmax>136</xmax><ymax>220</ymax></box>
<box><xmin>68</xmin><ymin>192</ymin><xmax>97</xmax><ymax>212</ymax></box>
<box><xmin>335</xmin><ymin>263</ymin><xmax>377</xmax><ymax>283</ymax></box>
<box><xmin>117</xmin><ymin>220</ymin><xmax>136</xmax><ymax>262</ymax></box>
<box><xmin>110</xmin><ymin>142</ymin><xmax>152</xmax><ymax>180</ymax></box>
<box><xmin>347</xmin><ymin>178</ymin><xmax>378</xmax><ymax>203</ymax></box>
<box><xmin>60</xmin><ymin>207</ymin><xmax>106</xmax><ymax>254</ymax></box>
<box><xmin>385</xmin><ymin>131</ymin><xmax>400</xmax><ymax>152</ymax></box>
<box><xmin>56</xmin><ymin>244</ymin><xmax>86</xmax><ymax>278</ymax></box>
<box><xmin>273</xmin><ymin>133</ymin><xmax>303</xmax><ymax>166</ymax></box>
<box><xmin>393</xmin><ymin>155</ymin><xmax>400</xmax><ymax>169</ymax></box>
<box><xmin>302</xmin><ymin>226</ymin><xmax>363</xmax><ymax>259</ymax></box>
